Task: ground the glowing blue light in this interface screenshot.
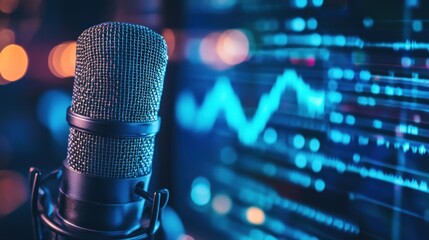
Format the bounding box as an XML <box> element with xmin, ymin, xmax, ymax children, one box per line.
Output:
<box><xmin>371</xmin><ymin>84</ymin><xmax>380</xmax><ymax>94</ymax></box>
<box><xmin>309</xmin><ymin>33</ymin><xmax>322</xmax><ymax>46</ymax></box>
<box><xmin>412</xmin><ymin>20</ymin><xmax>423</xmax><ymax>32</ymax></box>
<box><xmin>185</xmin><ymin>39</ymin><xmax>202</xmax><ymax>63</ymax></box>
<box><xmin>293</xmin><ymin>134</ymin><xmax>305</xmax><ymax>149</ymax></box>
<box><xmin>334</xmin><ymin>35</ymin><xmax>346</xmax><ymax>46</ymax></box>
<box><xmin>362</xmin><ymin>17</ymin><xmax>374</xmax><ymax>28</ymax></box>
<box><xmin>191</xmin><ymin>177</ymin><xmax>211</xmax><ymax>206</ymax></box>
<box><xmin>263</xmin><ymin>163</ymin><xmax>277</xmax><ymax>176</ymax></box>
<box><xmin>405</xmin><ymin>0</ymin><xmax>418</xmax><ymax>7</ymax></box>
<box><xmin>295</xmin><ymin>154</ymin><xmax>307</xmax><ymax>168</ymax></box>
<box><xmin>176</xmin><ymin>91</ymin><xmax>196</xmax><ymax>129</ymax></box>
<box><xmin>263</xmin><ymin>128</ymin><xmax>278</xmax><ymax>144</ymax></box>
<box><xmin>290</xmin><ymin>18</ymin><xmax>306</xmax><ymax>32</ymax></box>
<box><xmin>330</xmin><ymin>112</ymin><xmax>343</xmax><ymax>124</ymax></box>
<box><xmin>311</xmin><ymin>160</ymin><xmax>322</xmax><ymax>172</ymax></box>
<box><xmin>385</xmin><ymin>85</ymin><xmax>395</xmax><ymax>95</ymax></box>
<box><xmin>37</xmin><ymin>90</ymin><xmax>71</xmax><ymax>142</ymax></box>
<box><xmin>330</xmin><ymin>130</ymin><xmax>343</xmax><ymax>143</ymax></box>
<box><xmin>336</xmin><ymin>163</ymin><xmax>346</xmax><ymax>173</ymax></box>
<box><xmin>314</xmin><ymin>179</ymin><xmax>325</xmax><ymax>192</ymax></box>
<box><xmin>368</xmin><ymin>97</ymin><xmax>376</xmax><ymax>106</ymax></box>
<box><xmin>353</xmin><ymin>153</ymin><xmax>360</xmax><ymax>163</ymax></box>
<box><xmin>309</xmin><ymin>138</ymin><xmax>320</xmax><ymax>152</ymax></box>
<box><xmin>295</xmin><ymin>0</ymin><xmax>308</xmax><ymax>8</ymax></box>
<box><xmin>345</xmin><ymin>115</ymin><xmax>355</xmax><ymax>125</ymax></box>
<box><xmin>343</xmin><ymin>69</ymin><xmax>355</xmax><ymax>80</ymax></box>
<box><xmin>329</xmin><ymin>91</ymin><xmax>342</xmax><ymax>103</ymax></box>
<box><xmin>359</xmin><ymin>70</ymin><xmax>371</xmax><ymax>81</ymax></box>
<box><xmin>328</xmin><ymin>67</ymin><xmax>343</xmax><ymax>79</ymax></box>
<box><xmin>342</xmin><ymin>134</ymin><xmax>351</xmax><ymax>144</ymax></box>
<box><xmin>210</xmin><ymin>0</ymin><xmax>237</xmax><ymax>9</ymax></box>
<box><xmin>328</xmin><ymin>80</ymin><xmax>337</xmax><ymax>90</ymax></box>
<box><xmin>395</xmin><ymin>87</ymin><xmax>403</xmax><ymax>96</ymax></box>
<box><xmin>355</xmin><ymin>83</ymin><xmax>363</xmax><ymax>92</ymax></box>
<box><xmin>312</xmin><ymin>0</ymin><xmax>323</xmax><ymax>7</ymax></box>
<box><xmin>273</xmin><ymin>33</ymin><xmax>287</xmax><ymax>45</ymax></box>
<box><xmin>322</xmin><ymin>35</ymin><xmax>333</xmax><ymax>45</ymax></box>
<box><xmin>307</xmin><ymin>18</ymin><xmax>318</xmax><ymax>30</ymax></box>
<box><xmin>401</xmin><ymin>57</ymin><xmax>413</xmax><ymax>68</ymax></box>
<box><xmin>373</xmin><ymin>119</ymin><xmax>383</xmax><ymax>129</ymax></box>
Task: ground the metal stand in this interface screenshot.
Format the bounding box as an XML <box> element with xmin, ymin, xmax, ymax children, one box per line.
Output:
<box><xmin>29</xmin><ymin>167</ymin><xmax>169</xmax><ymax>240</ymax></box>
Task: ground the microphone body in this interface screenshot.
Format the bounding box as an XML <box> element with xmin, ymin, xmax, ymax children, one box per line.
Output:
<box><xmin>30</xmin><ymin>22</ymin><xmax>168</xmax><ymax>240</ymax></box>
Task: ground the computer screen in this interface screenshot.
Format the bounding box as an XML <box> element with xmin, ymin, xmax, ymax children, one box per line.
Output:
<box><xmin>174</xmin><ymin>0</ymin><xmax>429</xmax><ymax>239</ymax></box>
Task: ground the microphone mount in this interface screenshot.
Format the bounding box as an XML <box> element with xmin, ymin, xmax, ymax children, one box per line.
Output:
<box><xmin>29</xmin><ymin>167</ymin><xmax>169</xmax><ymax>240</ymax></box>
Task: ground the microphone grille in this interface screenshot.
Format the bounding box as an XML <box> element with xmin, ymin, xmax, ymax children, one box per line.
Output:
<box><xmin>66</xmin><ymin>22</ymin><xmax>167</xmax><ymax>178</ymax></box>
<box><xmin>71</xmin><ymin>22</ymin><xmax>167</xmax><ymax>122</ymax></box>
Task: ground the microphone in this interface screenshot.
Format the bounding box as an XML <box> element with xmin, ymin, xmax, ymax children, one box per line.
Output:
<box><xmin>29</xmin><ymin>22</ymin><xmax>169</xmax><ymax>239</ymax></box>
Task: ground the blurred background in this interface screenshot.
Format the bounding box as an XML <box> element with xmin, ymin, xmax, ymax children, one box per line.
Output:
<box><xmin>2</xmin><ymin>0</ymin><xmax>429</xmax><ymax>239</ymax></box>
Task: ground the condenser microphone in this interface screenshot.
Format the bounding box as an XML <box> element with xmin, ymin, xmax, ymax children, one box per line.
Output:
<box><xmin>29</xmin><ymin>22</ymin><xmax>169</xmax><ymax>240</ymax></box>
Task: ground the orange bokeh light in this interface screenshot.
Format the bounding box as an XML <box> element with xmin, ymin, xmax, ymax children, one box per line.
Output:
<box><xmin>199</xmin><ymin>29</ymin><xmax>249</xmax><ymax>69</ymax></box>
<box><xmin>245</xmin><ymin>206</ymin><xmax>265</xmax><ymax>225</ymax></box>
<box><xmin>162</xmin><ymin>28</ymin><xmax>175</xmax><ymax>59</ymax></box>
<box><xmin>0</xmin><ymin>44</ymin><xmax>28</xmax><ymax>82</ymax></box>
<box><xmin>216</xmin><ymin>29</ymin><xmax>249</xmax><ymax>66</ymax></box>
<box><xmin>48</xmin><ymin>41</ymin><xmax>76</xmax><ymax>78</ymax></box>
<box><xmin>199</xmin><ymin>32</ymin><xmax>227</xmax><ymax>69</ymax></box>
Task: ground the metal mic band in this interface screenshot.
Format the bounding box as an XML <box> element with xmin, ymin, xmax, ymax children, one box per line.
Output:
<box><xmin>66</xmin><ymin>107</ymin><xmax>161</xmax><ymax>137</ymax></box>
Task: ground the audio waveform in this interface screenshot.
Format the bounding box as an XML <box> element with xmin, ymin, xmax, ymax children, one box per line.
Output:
<box><xmin>331</xmin><ymin>129</ymin><xmax>429</xmax><ymax>156</ymax></box>
<box><xmin>349</xmin><ymin>193</ymin><xmax>428</xmax><ymax>221</ymax></box>
<box><xmin>176</xmin><ymin>69</ymin><xmax>325</xmax><ymax>144</ymax></box>
<box><xmin>214</xmin><ymin>167</ymin><xmax>360</xmax><ymax>234</ymax></box>
<box><xmin>262</xmin><ymin>33</ymin><xmax>429</xmax><ymax>51</ymax></box>
<box><xmin>301</xmin><ymin>152</ymin><xmax>429</xmax><ymax>193</ymax></box>
<box><xmin>365</xmin><ymin>40</ymin><xmax>429</xmax><ymax>51</ymax></box>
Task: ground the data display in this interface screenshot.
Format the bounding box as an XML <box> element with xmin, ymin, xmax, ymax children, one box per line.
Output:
<box><xmin>175</xmin><ymin>0</ymin><xmax>429</xmax><ymax>239</ymax></box>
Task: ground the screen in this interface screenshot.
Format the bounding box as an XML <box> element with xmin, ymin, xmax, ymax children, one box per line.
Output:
<box><xmin>174</xmin><ymin>0</ymin><xmax>429</xmax><ymax>239</ymax></box>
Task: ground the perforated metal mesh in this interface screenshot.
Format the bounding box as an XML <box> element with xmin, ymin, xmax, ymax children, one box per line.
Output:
<box><xmin>66</xmin><ymin>22</ymin><xmax>167</xmax><ymax>178</ymax></box>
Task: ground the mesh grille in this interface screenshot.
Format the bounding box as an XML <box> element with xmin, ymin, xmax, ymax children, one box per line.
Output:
<box><xmin>66</xmin><ymin>22</ymin><xmax>167</xmax><ymax>178</ymax></box>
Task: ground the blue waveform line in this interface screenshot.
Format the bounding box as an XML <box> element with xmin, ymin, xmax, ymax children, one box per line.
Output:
<box><xmin>176</xmin><ymin>69</ymin><xmax>325</xmax><ymax>144</ymax></box>
<box><xmin>300</xmin><ymin>151</ymin><xmax>429</xmax><ymax>193</ymax></box>
<box><xmin>365</xmin><ymin>40</ymin><xmax>429</xmax><ymax>51</ymax></box>
<box><xmin>331</xmin><ymin>129</ymin><xmax>429</xmax><ymax>156</ymax></box>
<box><xmin>349</xmin><ymin>193</ymin><xmax>428</xmax><ymax>221</ymax></box>
<box><xmin>262</xmin><ymin>32</ymin><xmax>429</xmax><ymax>52</ymax></box>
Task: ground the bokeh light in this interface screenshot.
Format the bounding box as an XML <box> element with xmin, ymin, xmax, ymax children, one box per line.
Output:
<box><xmin>0</xmin><ymin>29</ymin><xmax>15</xmax><ymax>48</ymax></box>
<box><xmin>48</xmin><ymin>41</ymin><xmax>76</xmax><ymax>78</ymax></box>
<box><xmin>190</xmin><ymin>177</ymin><xmax>211</xmax><ymax>206</ymax></box>
<box><xmin>200</xmin><ymin>32</ymin><xmax>225</xmax><ymax>69</ymax></box>
<box><xmin>0</xmin><ymin>0</ymin><xmax>19</xmax><ymax>14</ymax></box>
<box><xmin>37</xmin><ymin>90</ymin><xmax>72</xmax><ymax>142</ymax></box>
<box><xmin>0</xmin><ymin>171</ymin><xmax>27</xmax><ymax>217</ymax></box>
<box><xmin>178</xmin><ymin>234</ymin><xmax>195</xmax><ymax>240</ymax></box>
<box><xmin>0</xmin><ymin>44</ymin><xmax>28</xmax><ymax>82</ymax></box>
<box><xmin>216</xmin><ymin>29</ymin><xmax>249</xmax><ymax>66</ymax></box>
<box><xmin>162</xmin><ymin>28</ymin><xmax>176</xmax><ymax>59</ymax></box>
<box><xmin>200</xmin><ymin>29</ymin><xmax>250</xmax><ymax>69</ymax></box>
<box><xmin>245</xmin><ymin>206</ymin><xmax>265</xmax><ymax>225</ymax></box>
<box><xmin>212</xmin><ymin>194</ymin><xmax>232</xmax><ymax>215</ymax></box>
